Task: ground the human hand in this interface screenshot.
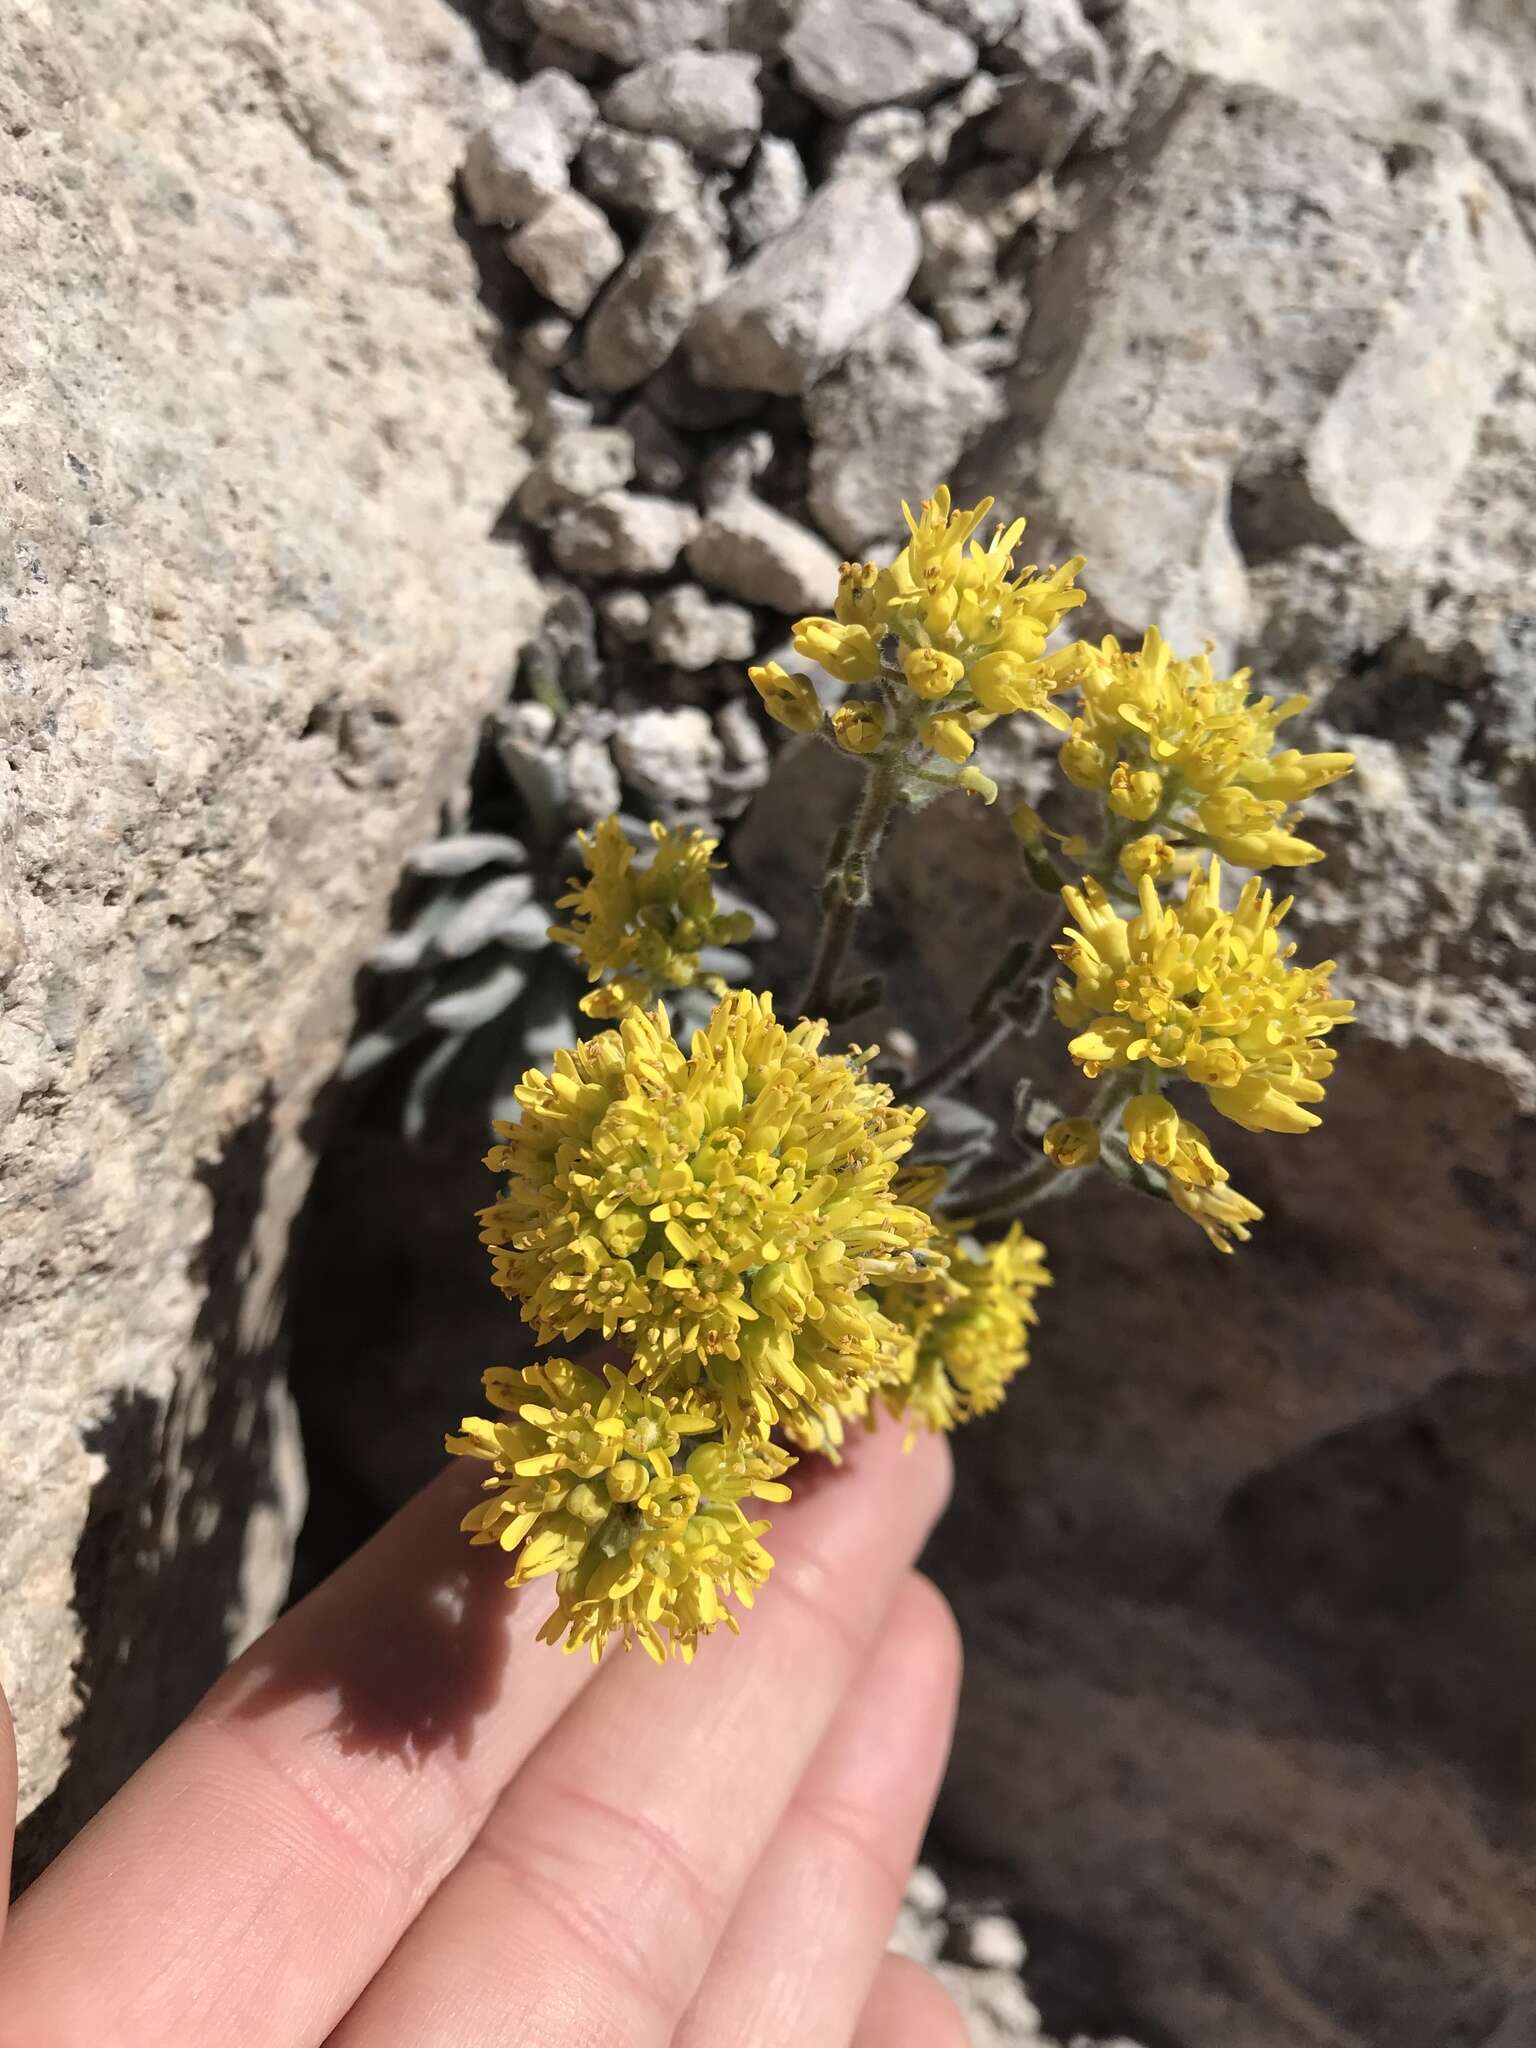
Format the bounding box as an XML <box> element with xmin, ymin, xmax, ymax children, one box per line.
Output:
<box><xmin>0</xmin><ymin>1423</ymin><xmax>966</xmax><ymax>2046</ymax></box>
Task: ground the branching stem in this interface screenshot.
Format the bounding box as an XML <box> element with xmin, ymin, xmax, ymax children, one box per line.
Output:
<box><xmin>798</xmin><ymin>747</ymin><xmax>905</xmax><ymax>1021</ymax></box>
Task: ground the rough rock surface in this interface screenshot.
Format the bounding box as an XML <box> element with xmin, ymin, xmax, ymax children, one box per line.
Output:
<box><xmin>602</xmin><ymin>51</ymin><xmax>764</xmax><ymax>168</ymax></box>
<box><xmin>807</xmin><ymin>303</ymin><xmax>1004</xmax><ymax>552</ymax></box>
<box><xmin>0</xmin><ymin>0</ymin><xmax>538</xmax><ymax>1871</ymax></box>
<box><xmin>688</xmin><ymin>173</ymin><xmax>923</xmax><ymax>394</ymax></box>
<box><xmin>784</xmin><ymin>0</ymin><xmax>979</xmax><ymax>118</ymax></box>
<box><xmin>525</xmin><ymin>0</ymin><xmax>728</xmax><ymax>65</ymax></box>
<box><xmin>582</xmin><ymin>211</ymin><xmax>731</xmax><ymax>394</ymax></box>
<box><xmin>507</xmin><ymin>189</ymin><xmax>623</xmax><ymax>317</ymax></box>
<box><xmin>686</xmin><ymin>495</ymin><xmax>843</xmax><ymax>612</ymax></box>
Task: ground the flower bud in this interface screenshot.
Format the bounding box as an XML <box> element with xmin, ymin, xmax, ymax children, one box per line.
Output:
<box><xmin>1107</xmin><ymin>763</ymin><xmax>1163</xmax><ymax>821</ymax></box>
<box><xmin>1042</xmin><ymin>1118</ymin><xmax>1100</xmax><ymax>1169</ymax></box>
<box><xmin>901</xmin><ymin>645</ymin><xmax>966</xmax><ymax>700</ymax></box>
<box><xmin>921</xmin><ymin>713</ymin><xmax>975</xmax><ymax>762</ymax></box>
<box><xmin>1122</xmin><ymin>1093</ymin><xmax>1179</xmax><ymax>1168</ymax></box>
<box><xmin>605</xmin><ymin>1458</ymin><xmax>648</xmax><ymax>1504</ymax></box>
<box><xmin>748</xmin><ymin>662</ymin><xmax>823</xmax><ymax>734</ymax></box>
<box><xmin>1119</xmin><ymin>833</ymin><xmax>1175</xmax><ymax>882</ymax></box>
<box><xmin>830</xmin><ymin>701</ymin><xmax>886</xmax><ymax>755</ymax></box>
<box><xmin>957</xmin><ymin>765</ymin><xmax>998</xmax><ymax>804</ymax></box>
<box><xmin>1060</xmin><ymin>728</ymin><xmax>1110</xmax><ymax>789</ymax></box>
<box><xmin>793</xmin><ymin>616</ymin><xmax>883</xmax><ymax>684</ymax></box>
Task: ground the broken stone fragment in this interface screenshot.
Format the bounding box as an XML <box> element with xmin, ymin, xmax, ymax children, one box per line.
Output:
<box><xmin>649</xmin><ymin>583</ymin><xmax>757</xmax><ymax>670</ymax></box>
<box><xmin>687</xmin><ymin>173</ymin><xmax>921</xmax><ymax>395</ymax></box>
<box><xmin>783</xmin><ymin>0</ymin><xmax>978</xmax><ymax>119</ymax></box>
<box><xmin>612</xmin><ymin>705</ymin><xmax>724</xmax><ymax>809</ymax></box>
<box><xmin>525</xmin><ymin>0</ymin><xmax>729</xmax><ymax>64</ymax></box>
<box><xmin>806</xmin><ymin>304</ymin><xmax>1002</xmax><ymax>554</ymax></box>
<box><xmin>728</xmin><ymin>136</ymin><xmax>810</xmax><ymax>252</ymax></box>
<box><xmin>687</xmin><ymin>494</ymin><xmax>841</xmax><ymax>612</ymax></box>
<box><xmin>618</xmin><ymin>400</ymin><xmax>693</xmax><ymax>492</ymax></box>
<box><xmin>583</xmin><ymin>210</ymin><xmax>732</xmax><ymax>395</ymax></box>
<box><xmin>550</xmin><ymin>490</ymin><xmax>702</xmax><ymax>577</ymax></box>
<box><xmin>460</xmin><ymin>70</ymin><xmax>597</xmax><ymax>227</ymax></box>
<box><xmin>518</xmin><ymin>428</ymin><xmax>637</xmax><ymax>527</ymax></box>
<box><xmin>598</xmin><ymin>587</ymin><xmax>653</xmax><ymax>643</ymax></box>
<box><xmin>982</xmin><ymin>0</ymin><xmax>1110</xmax><ymax>168</ymax></box>
<box><xmin>507</xmin><ymin>189</ymin><xmax>624</xmax><ymax>316</ymax></box>
<box><xmin>602</xmin><ymin>51</ymin><xmax>764</xmax><ymax>168</ymax></box>
<box><xmin>578</xmin><ymin>123</ymin><xmax>706</xmax><ymax>221</ymax></box>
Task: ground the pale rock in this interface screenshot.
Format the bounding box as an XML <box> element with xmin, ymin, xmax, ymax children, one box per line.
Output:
<box><xmin>525</xmin><ymin>29</ymin><xmax>606</xmax><ymax>78</ymax></box>
<box><xmin>550</xmin><ymin>490</ymin><xmax>702</xmax><ymax>577</ymax></box>
<box><xmin>699</xmin><ymin>427</ymin><xmax>775</xmax><ymax>508</ymax></box>
<box><xmin>616</xmin><ymin>402</ymin><xmax>692</xmax><ymax>492</ymax></box>
<box><xmin>920</xmin><ymin>0</ymin><xmax>1026</xmax><ymax>36</ymax></box>
<box><xmin>822</xmin><ymin>106</ymin><xmax>929</xmax><ymax>178</ymax></box>
<box><xmin>507</xmin><ymin>190</ymin><xmax>624</xmax><ymax>316</ymax></box>
<box><xmin>462</xmin><ymin>112</ymin><xmax>570</xmax><ymax>226</ymax></box>
<box><xmin>916</xmin><ymin>197</ymin><xmax>1000</xmax><ymax>300</ymax></box>
<box><xmin>688</xmin><ymin>174</ymin><xmax>921</xmax><ymax>395</ymax></box>
<box><xmin>954</xmin><ymin>1911</ymin><xmax>1030</xmax><ymax>1973</ymax></box>
<box><xmin>603</xmin><ymin>51</ymin><xmax>764</xmax><ymax>168</ymax></box>
<box><xmin>784</xmin><ymin>0</ymin><xmax>978</xmax><ymax>118</ymax></box>
<box><xmin>0</xmin><ymin>0</ymin><xmax>538</xmax><ymax>1860</ymax></box>
<box><xmin>564</xmin><ymin>734</ymin><xmax>623</xmax><ymax>820</ymax></box>
<box><xmin>687</xmin><ymin>495</ymin><xmax>841</xmax><ymax>611</ymax></box>
<box><xmin>520</xmin><ymin>66</ymin><xmax>600</xmax><ymax>151</ymax></box>
<box><xmin>983</xmin><ymin>0</ymin><xmax>1109</xmax><ymax>168</ymax></box>
<box><xmin>646</xmin><ymin>356</ymin><xmax>768</xmax><ymax>430</ymax></box>
<box><xmin>807</xmin><ymin>304</ymin><xmax>1003</xmax><ymax>553</ymax></box>
<box><xmin>579</xmin><ymin>123</ymin><xmax>705</xmax><ymax>221</ymax></box>
<box><xmin>598</xmin><ymin>588</ymin><xmax>654</xmax><ymax>642</ymax></box>
<box><xmin>523</xmin><ymin>313</ymin><xmax>577</xmax><ymax>367</ymax></box>
<box><xmin>725</xmin><ymin>0</ymin><xmax>805</xmax><ymax>55</ymax></box>
<box><xmin>729</xmin><ymin>136</ymin><xmax>811</xmax><ymax>251</ymax></box>
<box><xmin>525</xmin><ymin>0</ymin><xmax>728</xmax><ymax>64</ymax></box>
<box><xmin>649</xmin><ymin>584</ymin><xmax>757</xmax><ymax>670</ymax></box>
<box><xmin>518</xmin><ymin>428</ymin><xmax>637</xmax><ymax>526</ymax></box>
<box><xmin>611</xmin><ymin>706</ymin><xmax>724</xmax><ymax>808</ymax></box>
<box><xmin>583</xmin><ymin>211</ymin><xmax>732</xmax><ymax>394</ymax></box>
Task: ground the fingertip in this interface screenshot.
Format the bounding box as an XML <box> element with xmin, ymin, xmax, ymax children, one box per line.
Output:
<box><xmin>854</xmin><ymin>1952</ymin><xmax>972</xmax><ymax>2048</ymax></box>
<box><xmin>888</xmin><ymin>1571</ymin><xmax>964</xmax><ymax>1702</ymax></box>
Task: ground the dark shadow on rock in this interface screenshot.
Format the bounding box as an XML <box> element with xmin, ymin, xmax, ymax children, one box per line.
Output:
<box><xmin>13</xmin><ymin>1091</ymin><xmax>288</xmax><ymax>1894</ymax></box>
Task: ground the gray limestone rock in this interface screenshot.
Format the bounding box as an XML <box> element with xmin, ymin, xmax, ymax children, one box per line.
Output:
<box><xmin>687</xmin><ymin>173</ymin><xmax>921</xmax><ymax>395</ymax></box>
<box><xmin>617</xmin><ymin>401</ymin><xmax>693</xmax><ymax>492</ymax></box>
<box><xmin>807</xmin><ymin>304</ymin><xmax>1003</xmax><ymax>553</ymax></box>
<box><xmin>522</xmin><ymin>312</ymin><xmax>577</xmax><ymax>368</ymax></box>
<box><xmin>648</xmin><ymin>584</ymin><xmax>757</xmax><ymax>669</ymax></box>
<box><xmin>602</xmin><ymin>51</ymin><xmax>765</xmax><ymax>167</ymax></box>
<box><xmin>549</xmin><ymin>489</ymin><xmax>702</xmax><ymax>576</ymax></box>
<box><xmin>728</xmin><ymin>136</ymin><xmax>811</xmax><ymax>251</ymax></box>
<box><xmin>525</xmin><ymin>0</ymin><xmax>728</xmax><ymax>64</ymax></box>
<box><xmin>578</xmin><ymin>122</ymin><xmax>706</xmax><ymax>221</ymax></box>
<box><xmin>920</xmin><ymin>0</ymin><xmax>1027</xmax><ymax>36</ymax></box>
<box><xmin>784</xmin><ymin>0</ymin><xmax>979</xmax><ymax>117</ymax></box>
<box><xmin>506</xmin><ymin>189</ymin><xmax>624</xmax><ymax>316</ymax></box>
<box><xmin>518</xmin><ymin>427</ymin><xmax>638</xmax><ymax>525</ymax></box>
<box><xmin>983</xmin><ymin>0</ymin><xmax>1110</xmax><ymax>168</ymax></box>
<box><xmin>0</xmin><ymin>0</ymin><xmax>538</xmax><ymax>1866</ymax></box>
<box><xmin>598</xmin><ymin>587</ymin><xmax>654</xmax><ymax>643</ymax></box>
<box><xmin>462</xmin><ymin>73</ymin><xmax>596</xmax><ymax>228</ymax></box>
<box><xmin>916</xmin><ymin>197</ymin><xmax>1001</xmax><ymax>301</ymax></box>
<box><xmin>611</xmin><ymin>706</ymin><xmax>724</xmax><ymax>808</ymax></box>
<box><xmin>582</xmin><ymin>211</ymin><xmax>732</xmax><ymax>395</ymax></box>
<box><xmin>687</xmin><ymin>494</ymin><xmax>841</xmax><ymax>611</ymax></box>
<box><xmin>972</xmin><ymin>81</ymin><xmax>1534</xmax><ymax>659</ymax></box>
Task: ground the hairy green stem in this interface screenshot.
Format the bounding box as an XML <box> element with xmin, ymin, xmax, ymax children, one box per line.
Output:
<box><xmin>798</xmin><ymin>749</ymin><xmax>904</xmax><ymax>1021</ymax></box>
<box><xmin>947</xmin><ymin>1070</ymin><xmax>1141</xmax><ymax>1224</ymax></box>
<box><xmin>909</xmin><ymin>924</ymin><xmax>1057</xmax><ymax>1100</ymax></box>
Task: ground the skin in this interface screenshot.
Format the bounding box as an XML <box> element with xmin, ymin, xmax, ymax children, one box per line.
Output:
<box><xmin>0</xmin><ymin>1424</ymin><xmax>968</xmax><ymax>2048</ymax></box>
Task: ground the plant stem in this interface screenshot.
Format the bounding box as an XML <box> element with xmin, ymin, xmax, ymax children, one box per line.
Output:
<box><xmin>908</xmin><ymin>922</ymin><xmax>1057</xmax><ymax>1100</ymax></box>
<box><xmin>944</xmin><ymin>1070</ymin><xmax>1140</xmax><ymax>1224</ymax></box>
<box><xmin>798</xmin><ymin>750</ymin><xmax>904</xmax><ymax>1021</ymax></box>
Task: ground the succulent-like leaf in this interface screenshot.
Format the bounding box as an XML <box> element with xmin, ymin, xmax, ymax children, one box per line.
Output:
<box><xmin>423</xmin><ymin>956</ymin><xmax>531</xmax><ymax>1033</ymax></box>
<box><xmin>406</xmin><ymin>832</ymin><xmax>528</xmax><ymax>878</ymax></box>
<box><xmin>435</xmin><ymin>873</ymin><xmax>537</xmax><ymax>960</ymax></box>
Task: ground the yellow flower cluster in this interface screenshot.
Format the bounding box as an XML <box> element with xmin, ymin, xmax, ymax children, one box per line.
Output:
<box><xmin>1055</xmin><ymin>862</ymin><xmax>1353</xmax><ymax>1135</ymax></box>
<box><xmin>479</xmin><ymin>991</ymin><xmax>939</xmax><ymax>1439</ymax></box>
<box><xmin>749</xmin><ymin>486</ymin><xmax>1086</xmax><ymax>794</ymax></box>
<box><xmin>550</xmin><ymin>816</ymin><xmax>754</xmax><ymax>1019</ymax></box>
<box><xmin>874</xmin><ymin>1223</ymin><xmax>1050</xmax><ymax>1437</ymax></box>
<box><xmin>1060</xmin><ymin>627</ymin><xmax>1354</xmax><ymax>870</ymax></box>
<box><xmin>449</xmin><ymin>1359</ymin><xmax>791</xmax><ymax>1663</ymax></box>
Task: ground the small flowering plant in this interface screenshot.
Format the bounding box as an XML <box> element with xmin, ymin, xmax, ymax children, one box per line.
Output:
<box><xmin>449</xmin><ymin>487</ymin><xmax>1355</xmax><ymax>1663</ymax></box>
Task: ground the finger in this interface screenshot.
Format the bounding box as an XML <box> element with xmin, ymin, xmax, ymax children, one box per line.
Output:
<box><xmin>0</xmin><ymin>1680</ymin><xmax>16</xmax><ymax>1940</ymax></box>
<box><xmin>328</xmin><ymin>1424</ymin><xmax>953</xmax><ymax>2048</ymax></box>
<box><xmin>674</xmin><ymin>1572</ymin><xmax>961</xmax><ymax>2048</ymax></box>
<box><xmin>0</xmin><ymin>1463</ymin><xmax>598</xmax><ymax>2048</ymax></box>
<box><xmin>851</xmin><ymin>1953</ymin><xmax>972</xmax><ymax>2048</ymax></box>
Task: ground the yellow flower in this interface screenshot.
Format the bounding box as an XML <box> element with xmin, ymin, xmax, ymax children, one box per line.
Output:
<box><xmin>875</xmin><ymin>1223</ymin><xmax>1050</xmax><ymax>1437</ymax></box>
<box><xmin>1042</xmin><ymin>1117</ymin><xmax>1099</xmax><ymax>1169</ymax></box>
<box><xmin>1010</xmin><ymin>803</ymin><xmax>1047</xmax><ymax>846</ymax></box>
<box><xmin>1107</xmin><ymin>763</ymin><xmax>1163</xmax><ymax>822</ymax></box>
<box><xmin>921</xmin><ymin>713</ymin><xmax>976</xmax><ymax>762</ymax></box>
<box><xmin>968</xmin><ymin>650</ymin><xmax>1072</xmax><ymax>730</ymax></box>
<box><xmin>448</xmin><ymin>1359</ymin><xmax>793</xmax><ymax>1662</ymax></box>
<box><xmin>793</xmin><ymin>616</ymin><xmax>883</xmax><ymax>685</ymax></box>
<box><xmin>549</xmin><ymin>815</ymin><xmax>754</xmax><ymax>1020</ymax></box>
<box><xmin>1121</xmin><ymin>1092</ymin><xmax>1179</xmax><ymax>1168</ymax></box>
<box><xmin>479</xmin><ymin>993</ymin><xmax>940</xmax><ymax>1436</ymax></box>
<box><xmin>958</xmin><ymin>765</ymin><xmax>998</xmax><ymax>804</ymax></box>
<box><xmin>749</xmin><ymin>662</ymin><xmax>823</xmax><ymax>734</ymax></box>
<box><xmin>1071</xmin><ymin>627</ymin><xmax>1353</xmax><ymax>867</ymax></box>
<box><xmin>834</xmin><ymin>558</ymin><xmax>883</xmax><ymax>628</ymax></box>
<box><xmin>1053</xmin><ymin>860</ymin><xmax>1354</xmax><ymax>1136</ymax></box>
<box><xmin>901</xmin><ymin>644</ymin><xmax>966</xmax><ymax>700</ymax></box>
<box><xmin>1120</xmin><ymin>833</ymin><xmax>1176</xmax><ymax>882</ymax></box>
<box><xmin>1059</xmin><ymin>724</ymin><xmax>1110</xmax><ymax>790</ymax></box>
<box><xmin>831</xmin><ymin>701</ymin><xmax>886</xmax><ymax>754</ymax></box>
<box><xmin>1170</xmin><ymin>1177</ymin><xmax>1264</xmax><ymax>1254</ymax></box>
